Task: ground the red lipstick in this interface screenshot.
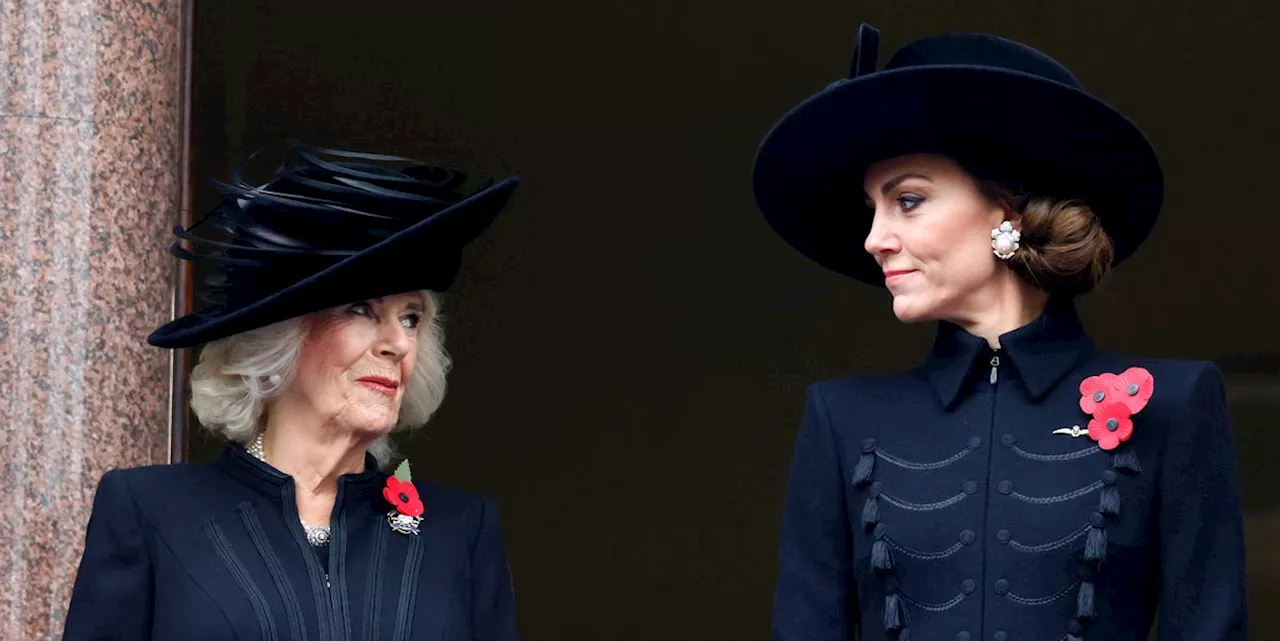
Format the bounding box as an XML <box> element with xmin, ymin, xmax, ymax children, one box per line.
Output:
<box><xmin>357</xmin><ymin>376</ymin><xmax>400</xmax><ymax>397</ymax></box>
<box><xmin>883</xmin><ymin>269</ymin><xmax>916</xmax><ymax>284</ymax></box>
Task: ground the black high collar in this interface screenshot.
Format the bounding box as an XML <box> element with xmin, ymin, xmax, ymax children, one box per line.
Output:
<box><xmin>924</xmin><ymin>300</ymin><xmax>1095</xmax><ymax>408</ymax></box>
<box><xmin>216</xmin><ymin>442</ymin><xmax>387</xmax><ymax>506</ymax></box>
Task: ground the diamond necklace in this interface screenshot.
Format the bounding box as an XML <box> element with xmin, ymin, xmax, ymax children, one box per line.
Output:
<box><xmin>247</xmin><ymin>433</ymin><xmax>331</xmax><ymax>547</ymax></box>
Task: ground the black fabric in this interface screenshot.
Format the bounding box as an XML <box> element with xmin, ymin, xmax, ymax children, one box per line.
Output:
<box><xmin>63</xmin><ymin>445</ymin><xmax>519</xmax><ymax>640</ymax></box>
<box><xmin>772</xmin><ymin>302</ymin><xmax>1246</xmax><ymax>640</ymax></box>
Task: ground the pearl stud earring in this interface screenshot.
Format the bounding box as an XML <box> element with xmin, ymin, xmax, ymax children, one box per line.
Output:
<box><xmin>991</xmin><ymin>221</ymin><xmax>1021</xmax><ymax>260</ymax></box>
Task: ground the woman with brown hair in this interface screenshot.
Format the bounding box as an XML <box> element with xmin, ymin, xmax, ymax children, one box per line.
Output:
<box><xmin>755</xmin><ymin>24</ymin><xmax>1247</xmax><ymax>641</ymax></box>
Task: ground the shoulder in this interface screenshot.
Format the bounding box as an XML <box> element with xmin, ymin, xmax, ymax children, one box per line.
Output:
<box><xmin>810</xmin><ymin>369</ymin><xmax>925</xmax><ymax>396</ymax></box>
<box><xmin>1088</xmin><ymin>354</ymin><xmax>1225</xmax><ymax>410</ymax></box>
<box><xmin>805</xmin><ymin>369</ymin><xmax>932</xmax><ymax>414</ymax></box>
<box><xmin>411</xmin><ymin>480</ymin><xmax>503</xmax><ymax>532</ymax></box>
<box><xmin>1124</xmin><ymin>356</ymin><xmax>1219</xmax><ymax>385</ymax></box>
<box><xmin>93</xmin><ymin>463</ymin><xmax>222</xmax><ymax>502</ymax></box>
<box><xmin>88</xmin><ymin>463</ymin><xmax>238</xmax><ymax>526</ymax></box>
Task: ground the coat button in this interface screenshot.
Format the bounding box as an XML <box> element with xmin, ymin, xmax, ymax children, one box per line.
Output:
<box><xmin>873</xmin><ymin>523</ymin><xmax>887</xmax><ymax>540</ymax></box>
<box><xmin>1102</xmin><ymin>469</ymin><xmax>1118</xmax><ymax>484</ymax></box>
<box><xmin>994</xmin><ymin>632</ymin><xmax>1008</xmax><ymax>641</ymax></box>
<box><xmin>994</xmin><ymin>579</ymin><xmax>1010</xmax><ymax>595</ymax></box>
<box><xmin>884</xmin><ymin>576</ymin><xmax>899</xmax><ymax>593</ymax></box>
<box><xmin>963</xmin><ymin>480</ymin><xmax>979</xmax><ymax>495</ymax></box>
<box><xmin>968</xmin><ymin>436</ymin><xmax>982</xmax><ymax>449</ymax></box>
<box><xmin>998</xmin><ymin>480</ymin><xmax>1013</xmax><ymax>495</ymax></box>
<box><xmin>1090</xmin><ymin>511</ymin><xmax>1106</xmax><ymax>527</ymax></box>
<box><xmin>1001</xmin><ymin>433</ymin><xmax>1016</xmax><ymax>447</ymax></box>
<box><xmin>869</xmin><ymin>481</ymin><xmax>883</xmax><ymax>497</ymax></box>
<box><xmin>960</xmin><ymin>529</ymin><xmax>976</xmax><ymax>545</ymax></box>
<box><xmin>862</xmin><ymin>438</ymin><xmax>878</xmax><ymax>453</ymax></box>
<box><xmin>996</xmin><ymin>529</ymin><xmax>1011</xmax><ymax>544</ymax></box>
<box><xmin>1078</xmin><ymin>565</ymin><xmax>1095</xmax><ymax>580</ymax></box>
<box><xmin>957</xmin><ymin>632</ymin><xmax>972</xmax><ymax>641</ymax></box>
<box><xmin>961</xmin><ymin>579</ymin><xmax>976</xmax><ymax>594</ymax></box>
<box><xmin>1067</xmin><ymin>619</ymin><xmax>1084</xmax><ymax>635</ymax></box>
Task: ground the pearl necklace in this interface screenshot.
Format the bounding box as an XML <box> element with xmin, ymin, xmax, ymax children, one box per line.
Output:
<box><xmin>247</xmin><ymin>433</ymin><xmax>331</xmax><ymax>547</ymax></box>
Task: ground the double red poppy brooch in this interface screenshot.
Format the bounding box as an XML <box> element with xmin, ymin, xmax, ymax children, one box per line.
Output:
<box><xmin>1071</xmin><ymin>367</ymin><xmax>1155</xmax><ymax>451</ymax></box>
<box><xmin>383</xmin><ymin>459</ymin><xmax>424</xmax><ymax>536</ymax></box>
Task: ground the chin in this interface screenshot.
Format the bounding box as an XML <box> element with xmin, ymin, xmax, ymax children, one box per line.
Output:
<box><xmin>346</xmin><ymin>412</ymin><xmax>400</xmax><ymax>437</ymax></box>
<box><xmin>891</xmin><ymin>295</ymin><xmax>942</xmax><ymax>324</ymax></box>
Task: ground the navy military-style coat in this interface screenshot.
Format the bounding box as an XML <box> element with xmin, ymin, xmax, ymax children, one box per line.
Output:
<box><xmin>773</xmin><ymin>302</ymin><xmax>1247</xmax><ymax>641</ymax></box>
<box><xmin>64</xmin><ymin>444</ymin><xmax>518</xmax><ymax>641</ymax></box>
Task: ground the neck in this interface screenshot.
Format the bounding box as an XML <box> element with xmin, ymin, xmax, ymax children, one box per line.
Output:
<box><xmin>952</xmin><ymin>273</ymin><xmax>1049</xmax><ymax>349</ymax></box>
<box><xmin>260</xmin><ymin>409</ymin><xmax>372</xmax><ymax>524</ymax></box>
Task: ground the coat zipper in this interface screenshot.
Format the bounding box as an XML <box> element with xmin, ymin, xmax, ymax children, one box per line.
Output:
<box><xmin>979</xmin><ymin>348</ymin><xmax>1001</xmax><ymax>641</ymax></box>
<box><xmin>326</xmin><ymin>481</ymin><xmax>347</xmax><ymax>640</ymax></box>
<box><xmin>283</xmin><ymin>482</ymin><xmax>345</xmax><ymax>641</ymax></box>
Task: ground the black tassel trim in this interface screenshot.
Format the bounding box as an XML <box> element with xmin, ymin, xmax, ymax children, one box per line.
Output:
<box><xmin>852</xmin><ymin>452</ymin><xmax>875</xmax><ymax>487</ymax></box>
<box><xmin>862</xmin><ymin>496</ymin><xmax>880</xmax><ymax>531</ymax></box>
<box><xmin>871</xmin><ymin>539</ymin><xmax>893</xmax><ymax>573</ymax></box>
<box><xmin>1084</xmin><ymin>526</ymin><xmax>1107</xmax><ymax>563</ymax></box>
<box><xmin>1076</xmin><ymin>580</ymin><xmax>1096</xmax><ymax>619</ymax></box>
<box><xmin>1098</xmin><ymin>487</ymin><xmax>1120</xmax><ymax>516</ymax></box>
<box><xmin>883</xmin><ymin>592</ymin><xmax>904</xmax><ymax>630</ymax></box>
<box><xmin>1112</xmin><ymin>448</ymin><xmax>1141</xmax><ymax>472</ymax></box>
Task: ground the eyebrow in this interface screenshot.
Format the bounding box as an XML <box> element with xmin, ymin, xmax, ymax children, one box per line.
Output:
<box><xmin>866</xmin><ymin>173</ymin><xmax>932</xmax><ymax>200</ymax></box>
<box><xmin>363</xmin><ymin>296</ymin><xmax>425</xmax><ymax>313</ymax></box>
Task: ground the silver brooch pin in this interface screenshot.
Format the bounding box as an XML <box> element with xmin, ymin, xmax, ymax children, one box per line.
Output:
<box><xmin>387</xmin><ymin>512</ymin><xmax>423</xmax><ymax>536</ymax></box>
<box><xmin>1052</xmin><ymin>425</ymin><xmax>1087</xmax><ymax>438</ymax></box>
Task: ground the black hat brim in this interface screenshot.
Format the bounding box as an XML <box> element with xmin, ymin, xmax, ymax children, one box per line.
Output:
<box><xmin>753</xmin><ymin>65</ymin><xmax>1163</xmax><ymax>286</ymax></box>
<box><xmin>148</xmin><ymin>176</ymin><xmax>520</xmax><ymax>349</ymax></box>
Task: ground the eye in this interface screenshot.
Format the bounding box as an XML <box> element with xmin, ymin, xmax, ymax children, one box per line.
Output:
<box><xmin>400</xmin><ymin>313</ymin><xmax>422</xmax><ymax>330</ymax></box>
<box><xmin>898</xmin><ymin>194</ymin><xmax>924</xmax><ymax>211</ymax></box>
<box><xmin>348</xmin><ymin>302</ymin><xmax>373</xmax><ymax>316</ymax></box>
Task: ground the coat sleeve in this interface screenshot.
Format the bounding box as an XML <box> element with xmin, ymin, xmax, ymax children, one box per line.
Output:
<box><xmin>471</xmin><ymin>495</ymin><xmax>519</xmax><ymax>641</ymax></box>
<box><xmin>772</xmin><ymin>384</ymin><xmax>857</xmax><ymax>641</ymax></box>
<box><xmin>1156</xmin><ymin>363</ymin><xmax>1248</xmax><ymax>640</ymax></box>
<box><xmin>63</xmin><ymin>469</ymin><xmax>155</xmax><ymax>640</ymax></box>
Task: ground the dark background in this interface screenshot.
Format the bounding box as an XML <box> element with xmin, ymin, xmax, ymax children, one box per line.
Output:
<box><xmin>188</xmin><ymin>1</ymin><xmax>1279</xmax><ymax>638</ymax></box>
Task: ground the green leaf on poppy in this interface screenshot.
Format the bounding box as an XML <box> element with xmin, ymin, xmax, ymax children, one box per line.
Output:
<box><xmin>393</xmin><ymin>459</ymin><xmax>412</xmax><ymax>482</ymax></box>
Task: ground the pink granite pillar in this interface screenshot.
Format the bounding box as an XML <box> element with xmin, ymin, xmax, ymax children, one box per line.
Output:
<box><xmin>0</xmin><ymin>0</ymin><xmax>185</xmax><ymax>637</ymax></box>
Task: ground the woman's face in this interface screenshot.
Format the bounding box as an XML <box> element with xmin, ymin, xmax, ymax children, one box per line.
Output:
<box><xmin>282</xmin><ymin>292</ymin><xmax>425</xmax><ymax>436</ymax></box>
<box><xmin>862</xmin><ymin>153</ymin><xmax>1011</xmax><ymax>324</ymax></box>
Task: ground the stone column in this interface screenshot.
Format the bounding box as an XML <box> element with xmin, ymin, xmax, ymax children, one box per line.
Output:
<box><xmin>0</xmin><ymin>0</ymin><xmax>185</xmax><ymax>638</ymax></box>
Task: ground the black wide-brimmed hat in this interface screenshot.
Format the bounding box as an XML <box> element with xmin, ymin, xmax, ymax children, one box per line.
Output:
<box><xmin>752</xmin><ymin>24</ymin><xmax>1164</xmax><ymax>286</ymax></box>
<box><xmin>148</xmin><ymin>146</ymin><xmax>520</xmax><ymax>349</ymax></box>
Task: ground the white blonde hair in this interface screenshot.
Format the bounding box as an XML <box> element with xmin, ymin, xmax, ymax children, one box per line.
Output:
<box><xmin>189</xmin><ymin>291</ymin><xmax>451</xmax><ymax>468</ymax></box>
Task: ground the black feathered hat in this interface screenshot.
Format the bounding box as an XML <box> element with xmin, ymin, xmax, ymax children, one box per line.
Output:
<box><xmin>148</xmin><ymin>146</ymin><xmax>520</xmax><ymax>348</ymax></box>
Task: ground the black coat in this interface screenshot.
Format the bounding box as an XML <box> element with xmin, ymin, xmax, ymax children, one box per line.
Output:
<box><xmin>772</xmin><ymin>302</ymin><xmax>1247</xmax><ymax>640</ymax></box>
<box><xmin>64</xmin><ymin>445</ymin><xmax>518</xmax><ymax>641</ymax></box>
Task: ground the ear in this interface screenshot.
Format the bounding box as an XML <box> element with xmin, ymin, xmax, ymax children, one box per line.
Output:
<box><xmin>992</xmin><ymin>202</ymin><xmax>1022</xmax><ymax>231</ymax></box>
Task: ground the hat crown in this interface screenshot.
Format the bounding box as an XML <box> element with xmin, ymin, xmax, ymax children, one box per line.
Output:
<box><xmin>884</xmin><ymin>32</ymin><xmax>1081</xmax><ymax>88</ymax></box>
<box><xmin>178</xmin><ymin>147</ymin><xmax>488</xmax><ymax>309</ymax></box>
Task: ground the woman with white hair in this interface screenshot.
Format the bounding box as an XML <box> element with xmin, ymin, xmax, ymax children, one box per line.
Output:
<box><xmin>63</xmin><ymin>147</ymin><xmax>522</xmax><ymax>640</ymax></box>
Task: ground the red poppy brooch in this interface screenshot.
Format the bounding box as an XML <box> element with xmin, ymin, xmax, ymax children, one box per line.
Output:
<box><xmin>1075</xmin><ymin>367</ymin><xmax>1155</xmax><ymax>451</ymax></box>
<box><xmin>383</xmin><ymin>460</ymin><xmax>424</xmax><ymax>536</ymax></box>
